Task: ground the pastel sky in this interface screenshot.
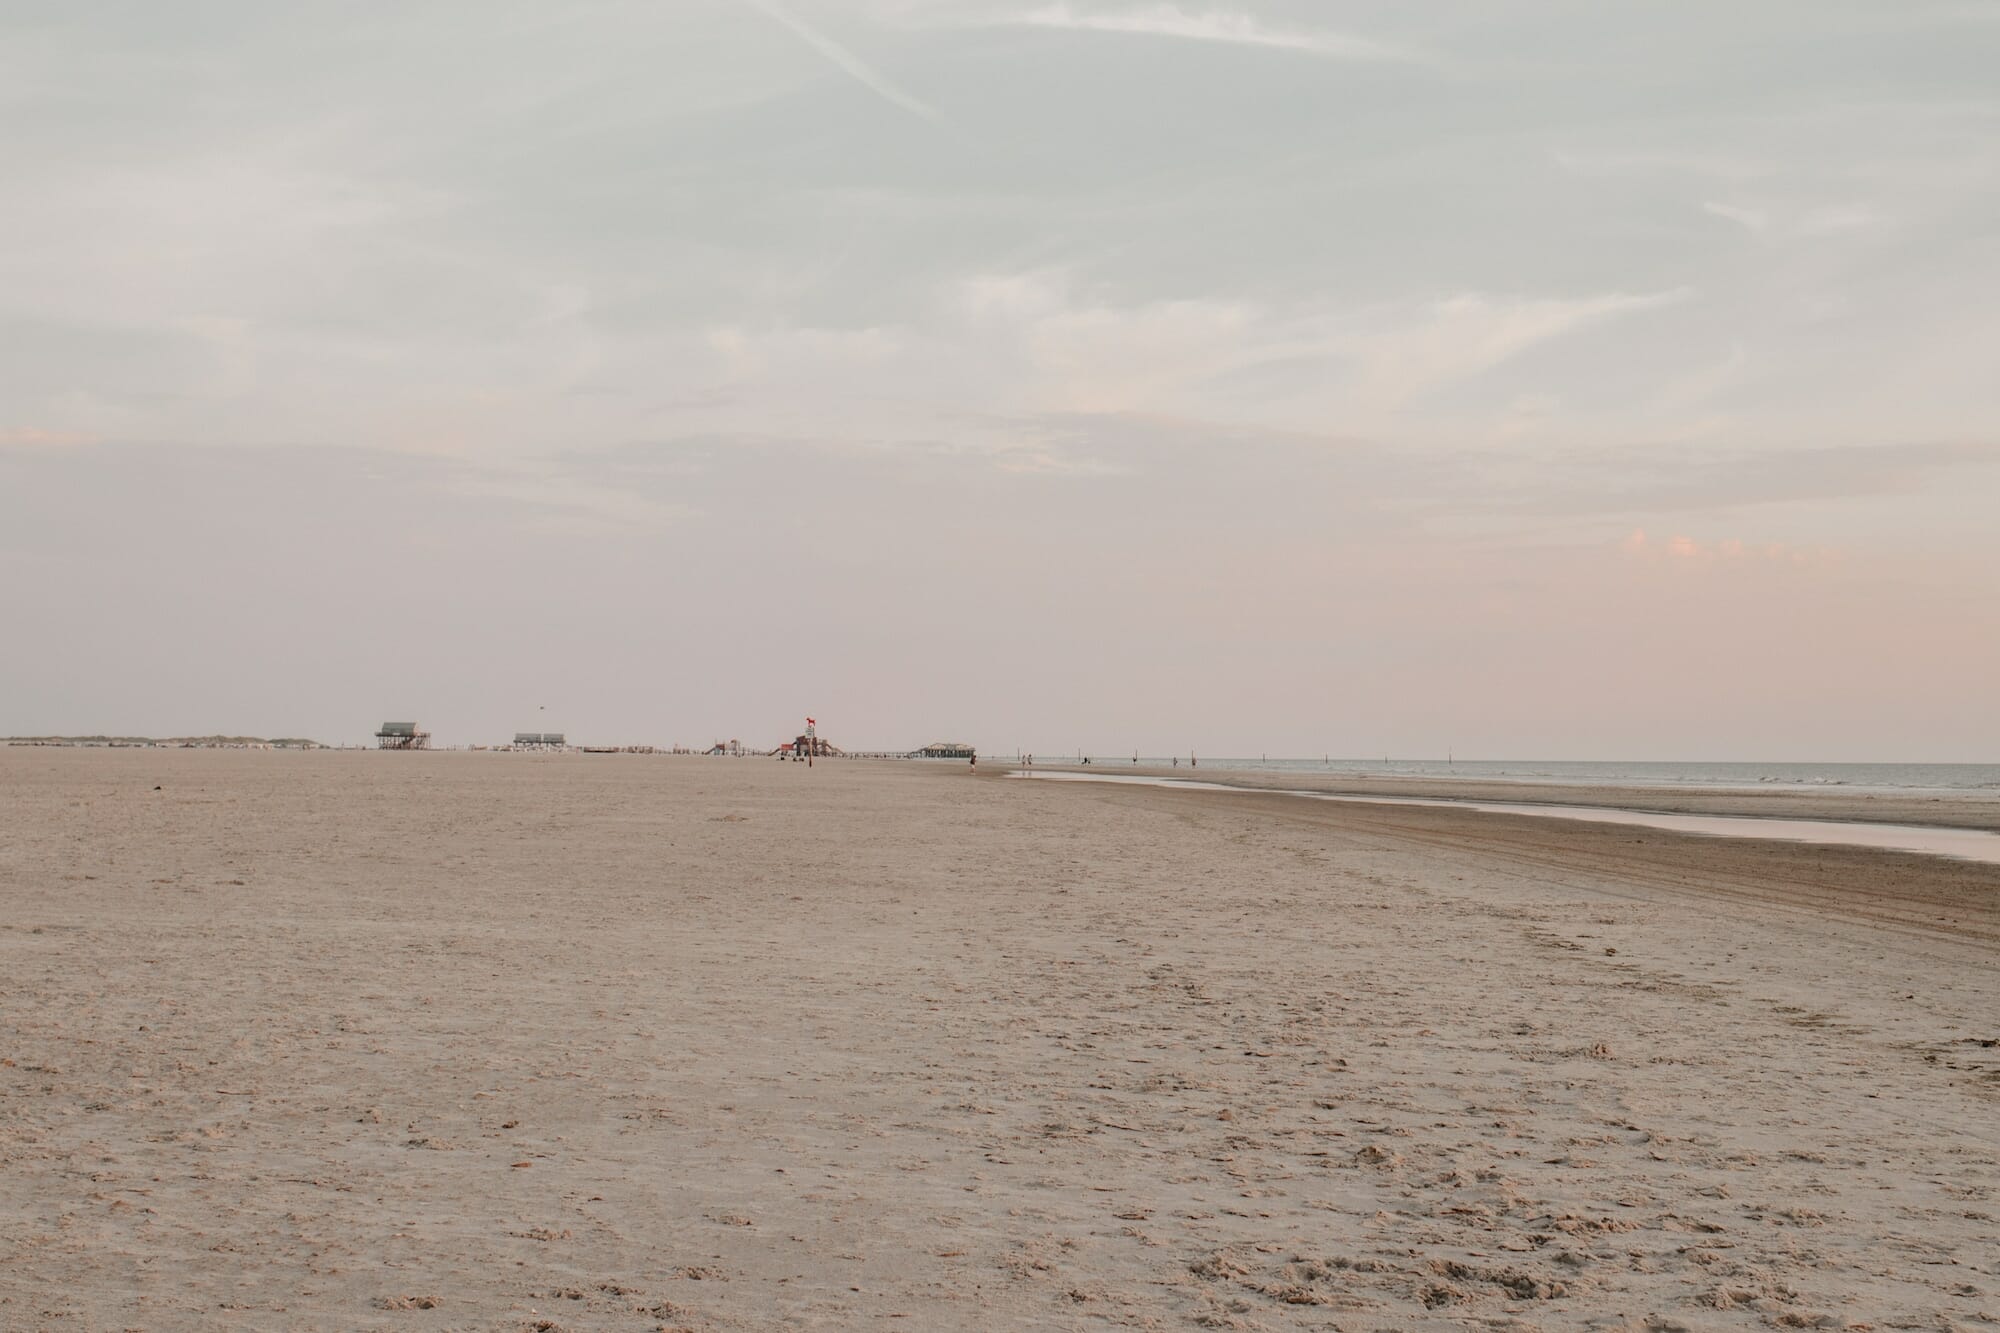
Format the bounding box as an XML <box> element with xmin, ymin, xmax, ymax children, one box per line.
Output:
<box><xmin>3</xmin><ymin>1</ymin><xmax>1996</xmax><ymax>757</ymax></box>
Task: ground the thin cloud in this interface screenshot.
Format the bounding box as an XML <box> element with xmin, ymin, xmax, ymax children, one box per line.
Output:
<box><xmin>991</xmin><ymin>445</ymin><xmax>1129</xmax><ymax>477</ymax></box>
<box><xmin>449</xmin><ymin>458</ymin><xmax>697</xmax><ymax>531</ymax></box>
<box><xmin>1011</xmin><ymin>3</ymin><xmax>1424</xmax><ymax>62</ymax></box>
<box><xmin>1704</xmin><ymin>200</ymin><xmax>1770</xmax><ymax>233</ymax></box>
<box><xmin>1553</xmin><ymin>146</ymin><xmax>1767</xmax><ymax>182</ymax></box>
<box><xmin>1704</xmin><ymin>200</ymin><xmax>1881</xmax><ymax>239</ymax></box>
<box><xmin>1350</xmin><ymin>288</ymin><xmax>1692</xmax><ymax>410</ymax></box>
<box><xmin>738</xmin><ymin>0</ymin><xmax>942</xmax><ymax>123</ymax></box>
<box><xmin>1518</xmin><ymin>441</ymin><xmax>2000</xmax><ymax>520</ymax></box>
<box><xmin>1621</xmin><ymin>529</ymin><xmax>1839</xmax><ymax>568</ymax></box>
<box><xmin>0</xmin><ymin>427</ymin><xmax>97</xmax><ymax>449</ymax></box>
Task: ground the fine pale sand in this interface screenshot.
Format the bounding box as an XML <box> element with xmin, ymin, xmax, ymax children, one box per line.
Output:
<box><xmin>2</xmin><ymin>751</ymin><xmax>1996</xmax><ymax>1331</ymax></box>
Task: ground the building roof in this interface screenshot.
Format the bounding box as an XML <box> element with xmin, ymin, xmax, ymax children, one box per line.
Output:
<box><xmin>377</xmin><ymin>722</ymin><xmax>419</xmax><ymax>736</ymax></box>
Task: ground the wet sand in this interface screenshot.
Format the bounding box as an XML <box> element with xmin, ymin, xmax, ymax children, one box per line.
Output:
<box><xmin>2</xmin><ymin>749</ymin><xmax>1996</xmax><ymax>1330</ymax></box>
<box><xmin>1009</xmin><ymin>770</ymin><xmax>2000</xmax><ymax>867</ymax></box>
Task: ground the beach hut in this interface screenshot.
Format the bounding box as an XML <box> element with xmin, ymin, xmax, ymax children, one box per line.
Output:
<box><xmin>915</xmin><ymin>741</ymin><xmax>975</xmax><ymax>759</ymax></box>
<box><xmin>512</xmin><ymin>732</ymin><xmax>566</xmax><ymax>750</ymax></box>
<box><xmin>375</xmin><ymin>722</ymin><xmax>430</xmax><ymax>750</ymax></box>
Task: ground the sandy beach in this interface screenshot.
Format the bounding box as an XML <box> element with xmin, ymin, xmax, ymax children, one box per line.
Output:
<box><xmin>2</xmin><ymin>749</ymin><xmax>1996</xmax><ymax>1331</ymax></box>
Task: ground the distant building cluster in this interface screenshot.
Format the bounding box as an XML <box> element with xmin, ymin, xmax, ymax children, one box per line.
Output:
<box><xmin>10</xmin><ymin>721</ymin><xmax>976</xmax><ymax>760</ymax></box>
<box><xmin>362</xmin><ymin>722</ymin><xmax>975</xmax><ymax>759</ymax></box>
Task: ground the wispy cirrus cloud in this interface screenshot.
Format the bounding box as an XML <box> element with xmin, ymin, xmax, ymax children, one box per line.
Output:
<box><xmin>1508</xmin><ymin>441</ymin><xmax>2000</xmax><ymax>523</ymax></box>
<box><xmin>1008</xmin><ymin>4</ymin><xmax>1425</xmax><ymax>62</ymax></box>
<box><xmin>689</xmin><ymin>272</ymin><xmax>1694</xmax><ymax>442</ymax></box>
<box><xmin>1346</xmin><ymin>288</ymin><xmax>1692</xmax><ymax>412</ymax></box>
<box><xmin>1704</xmin><ymin>199</ymin><xmax>1882</xmax><ymax>238</ymax></box>
<box><xmin>1703</xmin><ymin>200</ymin><xmax>1771</xmax><ymax>233</ymax></box>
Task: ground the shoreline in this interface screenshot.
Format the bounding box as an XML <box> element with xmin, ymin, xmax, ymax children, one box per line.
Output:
<box><xmin>1008</xmin><ymin>767</ymin><xmax>2000</xmax><ymax>947</ymax></box>
<box><xmin>1003</xmin><ymin>769</ymin><xmax>2000</xmax><ymax>867</ymax></box>
<box><xmin>995</xmin><ymin>761</ymin><xmax>2000</xmax><ymax>833</ymax></box>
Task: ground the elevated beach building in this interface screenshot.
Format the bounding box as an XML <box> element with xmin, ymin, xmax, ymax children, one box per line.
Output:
<box><xmin>512</xmin><ymin>732</ymin><xmax>567</xmax><ymax>751</ymax></box>
<box><xmin>915</xmin><ymin>741</ymin><xmax>976</xmax><ymax>759</ymax></box>
<box><xmin>375</xmin><ymin>722</ymin><xmax>430</xmax><ymax>750</ymax></box>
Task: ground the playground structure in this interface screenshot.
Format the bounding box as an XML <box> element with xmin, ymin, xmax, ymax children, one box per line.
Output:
<box><xmin>776</xmin><ymin>733</ymin><xmax>842</xmax><ymax>760</ymax></box>
<box><xmin>760</xmin><ymin>734</ymin><xmax>979</xmax><ymax>760</ymax></box>
<box><xmin>375</xmin><ymin>722</ymin><xmax>430</xmax><ymax>750</ymax></box>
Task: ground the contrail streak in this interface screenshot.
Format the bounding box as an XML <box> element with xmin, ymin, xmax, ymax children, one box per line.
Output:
<box><xmin>739</xmin><ymin>0</ymin><xmax>941</xmax><ymax>123</ymax></box>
